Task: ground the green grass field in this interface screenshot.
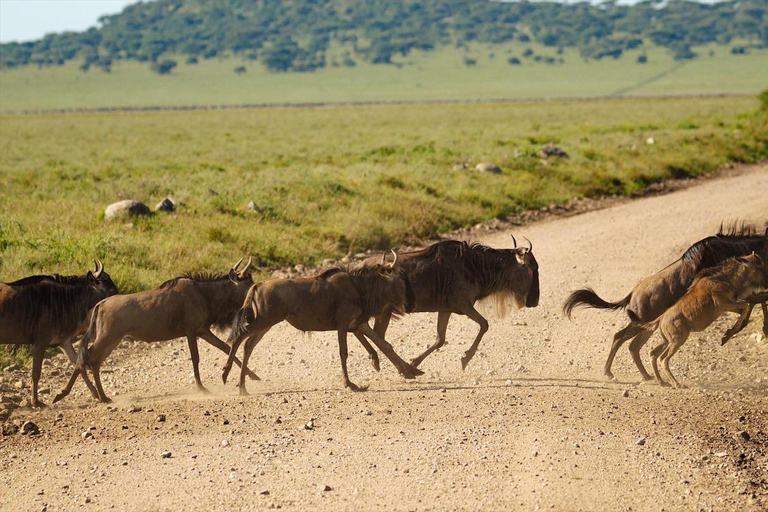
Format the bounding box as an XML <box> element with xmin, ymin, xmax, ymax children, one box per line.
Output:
<box><xmin>1</xmin><ymin>96</ymin><xmax>766</xmax><ymax>297</ymax></box>
<box><xmin>1</xmin><ymin>43</ymin><xmax>766</xmax><ymax>112</ymax></box>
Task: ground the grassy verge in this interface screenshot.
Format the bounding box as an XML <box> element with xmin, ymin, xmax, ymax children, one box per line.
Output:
<box><xmin>1</xmin><ymin>95</ymin><xmax>767</xmax><ymax>367</ymax></box>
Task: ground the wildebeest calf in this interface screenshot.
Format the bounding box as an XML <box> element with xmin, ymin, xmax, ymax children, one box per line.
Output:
<box><xmin>64</xmin><ymin>259</ymin><xmax>258</xmax><ymax>403</ymax></box>
<box><xmin>222</xmin><ymin>263</ymin><xmax>422</xmax><ymax>394</ymax></box>
<box><xmin>645</xmin><ymin>253</ymin><xmax>767</xmax><ymax>388</ymax></box>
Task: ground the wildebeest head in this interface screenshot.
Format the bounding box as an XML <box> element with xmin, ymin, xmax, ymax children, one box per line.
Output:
<box><xmin>508</xmin><ymin>235</ymin><xmax>539</xmax><ymax>308</ymax></box>
<box><xmin>375</xmin><ymin>251</ymin><xmax>416</xmax><ymax>315</ymax></box>
<box><xmin>87</xmin><ymin>260</ymin><xmax>119</xmax><ymax>296</ymax></box>
<box><xmin>228</xmin><ymin>257</ymin><xmax>253</xmax><ymax>286</ymax></box>
<box><xmin>735</xmin><ymin>252</ymin><xmax>768</xmax><ymax>291</ymax></box>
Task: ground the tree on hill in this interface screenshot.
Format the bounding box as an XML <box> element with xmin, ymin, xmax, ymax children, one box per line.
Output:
<box><xmin>0</xmin><ymin>0</ymin><xmax>765</xmax><ymax>73</ymax></box>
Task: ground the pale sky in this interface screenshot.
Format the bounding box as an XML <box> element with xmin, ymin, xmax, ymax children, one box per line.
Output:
<box><xmin>0</xmin><ymin>0</ymin><xmax>137</xmax><ymax>43</ymax></box>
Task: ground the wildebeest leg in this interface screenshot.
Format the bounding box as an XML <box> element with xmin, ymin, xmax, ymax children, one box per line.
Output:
<box><xmin>721</xmin><ymin>305</ymin><xmax>753</xmax><ymax>346</ymax></box>
<box><xmin>459</xmin><ymin>306</ymin><xmax>489</xmax><ymax>370</ymax></box>
<box><xmin>649</xmin><ymin>340</ymin><xmax>669</xmax><ymax>387</ymax></box>
<box><xmin>353</xmin><ymin>331</ymin><xmax>380</xmax><ymax>372</ymax></box>
<box><xmin>356</xmin><ymin>324</ymin><xmax>423</xmax><ymax>379</ymax></box>
<box><xmin>604</xmin><ymin>322</ymin><xmax>644</xmax><ymax>381</ymax></box>
<box><xmin>411</xmin><ymin>312</ymin><xmax>451</xmax><ymax>368</ymax></box>
<box><xmin>92</xmin><ymin>365</ymin><xmax>112</xmax><ymax>403</ymax></box>
<box><xmin>187</xmin><ymin>335</ymin><xmax>209</xmax><ymax>394</ymax></box>
<box><xmin>30</xmin><ymin>341</ymin><xmax>47</xmax><ymax>408</ymax></box>
<box><xmin>659</xmin><ymin>339</ymin><xmax>686</xmax><ymax>388</ymax></box>
<box><xmin>57</xmin><ymin>340</ymin><xmax>99</xmax><ymax>399</ymax></box>
<box><xmin>237</xmin><ymin>332</ymin><xmax>266</xmax><ymax>396</ymax></box>
<box><xmin>373</xmin><ymin>312</ymin><xmax>392</xmax><ymax>339</ymax></box>
<box><xmin>338</xmin><ymin>330</ymin><xmax>366</xmax><ymax>391</ymax></box>
<box><xmin>199</xmin><ymin>329</ymin><xmax>260</xmax><ymax>381</ymax></box>
<box><xmin>627</xmin><ymin>329</ymin><xmax>654</xmax><ymax>382</ymax></box>
<box><xmin>761</xmin><ymin>302</ymin><xmax>768</xmax><ymax>337</ymax></box>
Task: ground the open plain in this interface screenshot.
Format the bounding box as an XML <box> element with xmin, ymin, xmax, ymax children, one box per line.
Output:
<box><xmin>1</xmin><ymin>164</ymin><xmax>767</xmax><ymax>511</ymax></box>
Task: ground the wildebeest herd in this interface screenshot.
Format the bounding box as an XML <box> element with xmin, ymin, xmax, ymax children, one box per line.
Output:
<box><xmin>0</xmin><ymin>224</ymin><xmax>766</xmax><ymax>408</ymax></box>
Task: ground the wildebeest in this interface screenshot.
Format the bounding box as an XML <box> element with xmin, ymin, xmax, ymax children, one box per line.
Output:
<box><xmin>65</xmin><ymin>259</ymin><xmax>257</xmax><ymax>403</ymax></box>
<box><xmin>356</xmin><ymin>237</ymin><xmax>539</xmax><ymax>370</ymax></box>
<box><xmin>563</xmin><ymin>224</ymin><xmax>768</xmax><ymax>381</ymax></box>
<box><xmin>222</xmin><ymin>262</ymin><xmax>422</xmax><ymax>394</ymax></box>
<box><xmin>0</xmin><ymin>262</ymin><xmax>118</xmax><ymax>407</ymax></box>
<box><xmin>645</xmin><ymin>254</ymin><xmax>767</xmax><ymax>388</ymax></box>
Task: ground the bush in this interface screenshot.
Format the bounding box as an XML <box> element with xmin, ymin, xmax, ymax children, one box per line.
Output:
<box><xmin>151</xmin><ymin>59</ymin><xmax>177</xmax><ymax>75</ymax></box>
<box><xmin>508</xmin><ymin>56</ymin><xmax>521</xmax><ymax>65</ymax></box>
<box><xmin>759</xmin><ymin>89</ymin><xmax>768</xmax><ymax>110</ymax></box>
<box><xmin>234</xmin><ymin>65</ymin><xmax>247</xmax><ymax>74</ymax></box>
<box><xmin>637</xmin><ymin>55</ymin><xmax>648</xmax><ymax>64</ymax></box>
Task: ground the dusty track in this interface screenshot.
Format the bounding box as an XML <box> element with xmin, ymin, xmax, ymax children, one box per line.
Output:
<box><xmin>2</xmin><ymin>166</ymin><xmax>767</xmax><ymax>511</ymax></box>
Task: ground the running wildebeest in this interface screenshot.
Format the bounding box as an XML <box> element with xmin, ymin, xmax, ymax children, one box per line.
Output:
<box><xmin>0</xmin><ymin>262</ymin><xmax>118</xmax><ymax>407</ymax></box>
<box><xmin>222</xmin><ymin>262</ymin><xmax>422</xmax><ymax>394</ymax></box>
<box><xmin>356</xmin><ymin>237</ymin><xmax>540</xmax><ymax>369</ymax></box>
<box><xmin>645</xmin><ymin>253</ymin><xmax>767</xmax><ymax>388</ymax></box>
<box><xmin>564</xmin><ymin>224</ymin><xmax>768</xmax><ymax>381</ymax></box>
<box><xmin>66</xmin><ymin>259</ymin><xmax>258</xmax><ymax>403</ymax></box>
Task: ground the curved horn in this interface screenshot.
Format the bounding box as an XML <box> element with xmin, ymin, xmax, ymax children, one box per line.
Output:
<box><xmin>93</xmin><ymin>260</ymin><xmax>103</xmax><ymax>278</ymax></box>
<box><xmin>381</xmin><ymin>252</ymin><xmax>387</xmax><ymax>265</ymax></box>
<box><xmin>389</xmin><ymin>249</ymin><xmax>398</xmax><ymax>268</ymax></box>
<box><xmin>240</xmin><ymin>256</ymin><xmax>252</xmax><ymax>275</ymax></box>
<box><xmin>510</xmin><ymin>234</ymin><xmax>517</xmax><ymax>249</ymax></box>
<box><xmin>232</xmin><ymin>257</ymin><xmax>244</xmax><ymax>271</ymax></box>
<box><xmin>523</xmin><ymin>236</ymin><xmax>532</xmax><ymax>252</ymax></box>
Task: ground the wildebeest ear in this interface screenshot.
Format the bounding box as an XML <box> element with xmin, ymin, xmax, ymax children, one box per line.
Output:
<box><xmin>515</xmin><ymin>253</ymin><xmax>526</xmax><ymax>265</ymax></box>
<box><xmin>86</xmin><ymin>270</ymin><xmax>97</xmax><ymax>283</ymax></box>
<box><xmin>228</xmin><ymin>268</ymin><xmax>239</xmax><ymax>283</ymax></box>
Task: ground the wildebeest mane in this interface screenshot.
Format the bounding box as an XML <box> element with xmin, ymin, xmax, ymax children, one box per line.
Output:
<box><xmin>348</xmin><ymin>266</ymin><xmax>414</xmax><ymax>319</ymax></box>
<box><xmin>6</xmin><ymin>273</ymin><xmax>88</xmax><ymax>286</ymax></box>
<box><xmin>159</xmin><ymin>271</ymin><xmax>229</xmax><ymax>289</ymax></box>
<box><xmin>315</xmin><ymin>268</ymin><xmax>345</xmax><ymax>280</ymax></box>
<box><xmin>681</xmin><ymin>222</ymin><xmax>766</xmax><ymax>272</ymax></box>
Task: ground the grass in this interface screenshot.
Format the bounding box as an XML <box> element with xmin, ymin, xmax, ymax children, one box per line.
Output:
<box><xmin>1</xmin><ymin>42</ymin><xmax>766</xmax><ymax>112</ymax></box>
<box><xmin>1</xmin><ymin>95</ymin><xmax>767</xmax><ymax>368</ymax></box>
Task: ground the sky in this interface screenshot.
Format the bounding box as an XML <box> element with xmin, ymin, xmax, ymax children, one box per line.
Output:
<box><xmin>0</xmin><ymin>0</ymin><xmax>136</xmax><ymax>43</ymax></box>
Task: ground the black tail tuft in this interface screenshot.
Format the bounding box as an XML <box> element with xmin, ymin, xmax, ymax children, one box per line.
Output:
<box><xmin>226</xmin><ymin>301</ymin><xmax>255</xmax><ymax>347</ymax></box>
<box><xmin>563</xmin><ymin>288</ymin><xmax>631</xmax><ymax>319</ymax></box>
<box><xmin>76</xmin><ymin>306</ymin><xmax>98</xmax><ymax>369</ymax></box>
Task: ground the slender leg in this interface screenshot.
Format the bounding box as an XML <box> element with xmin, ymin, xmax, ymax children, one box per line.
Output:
<box><xmin>721</xmin><ymin>305</ymin><xmax>753</xmax><ymax>345</ymax></box>
<box><xmin>353</xmin><ymin>331</ymin><xmax>380</xmax><ymax>372</ymax></box>
<box><xmin>649</xmin><ymin>340</ymin><xmax>669</xmax><ymax>387</ymax></box>
<box><xmin>222</xmin><ymin>328</ymin><xmax>253</xmax><ymax>384</ymax></box>
<box><xmin>373</xmin><ymin>313</ymin><xmax>392</xmax><ymax>339</ymax></box>
<box><xmin>761</xmin><ymin>302</ymin><xmax>768</xmax><ymax>337</ymax></box>
<box><xmin>58</xmin><ymin>340</ymin><xmax>99</xmax><ymax>399</ymax></box>
<box><xmin>411</xmin><ymin>312</ymin><xmax>451</xmax><ymax>368</ymax></box>
<box><xmin>92</xmin><ymin>365</ymin><xmax>112</xmax><ymax>403</ymax></box>
<box><xmin>459</xmin><ymin>306</ymin><xmax>489</xmax><ymax>370</ymax></box>
<box><xmin>604</xmin><ymin>322</ymin><xmax>644</xmax><ymax>381</ymax></box>
<box><xmin>199</xmin><ymin>330</ymin><xmax>260</xmax><ymax>380</ymax></box>
<box><xmin>356</xmin><ymin>324</ymin><xmax>423</xmax><ymax>379</ymax></box>
<box><xmin>30</xmin><ymin>342</ymin><xmax>47</xmax><ymax>408</ymax></box>
<box><xmin>187</xmin><ymin>335</ymin><xmax>208</xmax><ymax>393</ymax></box>
<box><xmin>660</xmin><ymin>341</ymin><xmax>685</xmax><ymax>388</ymax></box>
<box><xmin>627</xmin><ymin>329</ymin><xmax>654</xmax><ymax>381</ymax></box>
<box><xmin>237</xmin><ymin>332</ymin><xmax>266</xmax><ymax>395</ymax></box>
<box><xmin>338</xmin><ymin>330</ymin><xmax>366</xmax><ymax>391</ymax></box>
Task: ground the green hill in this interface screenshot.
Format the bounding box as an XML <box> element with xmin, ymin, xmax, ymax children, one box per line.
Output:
<box><xmin>0</xmin><ymin>0</ymin><xmax>766</xmax><ymax>110</ymax></box>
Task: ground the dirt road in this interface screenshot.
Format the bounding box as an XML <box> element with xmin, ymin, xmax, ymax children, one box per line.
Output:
<box><xmin>2</xmin><ymin>166</ymin><xmax>767</xmax><ymax>511</ymax></box>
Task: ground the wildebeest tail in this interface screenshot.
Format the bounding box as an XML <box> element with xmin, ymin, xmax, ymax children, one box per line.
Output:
<box><xmin>563</xmin><ymin>288</ymin><xmax>631</xmax><ymax>319</ymax></box>
<box><xmin>76</xmin><ymin>305</ymin><xmax>99</xmax><ymax>370</ymax></box>
<box><xmin>226</xmin><ymin>284</ymin><xmax>258</xmax><ymax>346</ymax></box>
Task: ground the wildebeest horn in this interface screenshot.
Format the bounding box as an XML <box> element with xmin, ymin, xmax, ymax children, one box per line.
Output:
<box><xmin>523</xmin><ymin>236</ymin><xmax>532</xmax><ymax>252</ymax></box>
<box><xmin>381</xmin><ymin>252</ymin><xmax>387</xmax><ymax>265</ymax></box>
<box><xmin>240</xmin><ymin>257</ymin><xmax>252</xmax><ymax>275</ymax></box>
<box><xmin>389</xmin><ymin>250</ymin><xmax>398</xmax><ymax>268</ymax></box>
<box><xmin>510</xmin><ymin>235</ymin><xmax>517</xmax><ymax>249</ymax></box>
<box><xmin>92</xmin><ymin>260</ymin><xmax>103</xmax><ymax>278</ymax></box>
<box><xmin>232</xmin><ymin>257</ymin><xmax>244</xmax><ymax>271</ymax></box>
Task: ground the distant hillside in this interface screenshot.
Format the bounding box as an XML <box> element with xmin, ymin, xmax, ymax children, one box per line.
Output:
<box><xmin>1</xmin><ymin>0</ymin><xmax>766</xmax><ymax>74</ymax></box>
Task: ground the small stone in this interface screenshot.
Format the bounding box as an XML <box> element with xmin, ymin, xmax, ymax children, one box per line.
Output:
<box><xmin>160</xmin><ymin>451</ymin><xmax>172</xmax><ymax>459</ymax></box>
<box><xmin>260</xmin><ymin>490</ymin><xmax>270</xmax><ymax>496</ymax></box>
<box><xmin>21</xmin><ymin>421</ymin><xmax>40</xmax><ymax>436</ymax></box>
<box><xmin>363</xmin><ymin>409</ymin><xmax>372</xmax><ymax>416</ymax></box>
<box><xmin>156</xmin><ymin>414</ymin><xmax>166</xmax><ymax>423</ymax></box>
<box><xmin>646</xmin><ymin>137</ymin><xmax>655</xmax><ymax>145</ymax></box>
<box><xmin>736</xmin><ymin>431</ymin><xmax>750</xmax><ymax>442</ymax></box>
<box><xmin>322</xmin><ymin>485</ymin><xmax>332</xmax><ymax>492</ymax></box>
<box><xmin>14</xmin><ymin>380</ymin><xmax>23</xmax><ymax>390</ymax></box>
<box><xmin>452</xmin><ymin>163</ymin><xmax>468</xmax><ymax>171</ymax></box>
<box><xmin>636</xmin><ymin>437</ymin><xmax>646</xmax><ymax>446</ymax></box>
<box><xmin>221</xmin><ymin>439</ymin><xmax>231</xmax><ymax>448</ymax></box>
<box><xmin>127</xmin><ymin>404</ymin><xmax>141</xmax><ymax>413</ymax></box>
<box><xmin>538</xmin><ymin>143</ymin><xmax>570</xmax><ymax>159</ymax></box>
<box><xmin>220</xmin><ymin>418</ymin><xmax>229</xmax><ymax>426</ymax></box>
<box><xmin>155</xmin><ymin>198</ymin><xmax>175</xmax><ymax>213</ymax></box>
<box><xmin>81</xmin><ymin>431</ymin><xmax>93</xmax><ymax>439</ymax></box>
<box><xmin>474</xmin><ymin>162</ymin><xmax>502</xmax><ymax>174</ymax></box>
<box><xmin>505</xmin><ymin>379</ymin><xmax>512</xmax><ymax>386</ymax></box>
<box><xmin>304</xmin><ymin>420</ymin><xmax>314</xmax><ymax>430</ymax></box>
<box><xmin>621</xmin><ymin>389</ymin><xmax>630</xmax><ymax>398</ymax></box>
<box><xmin>104</xmin><ymin>199</ymin><xmax>151</xmax><ymax>220</ymax></box>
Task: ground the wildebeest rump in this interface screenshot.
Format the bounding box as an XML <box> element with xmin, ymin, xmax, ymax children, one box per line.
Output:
<box><xmin>645</xmin><ymin>254</ymin><xmax>767</xmax><ymax>387</ymax></box>
<box><xmin>356</xmin><ymin>237</ymin><xmax>540</xmax><ymax>370</ymax></box>
<box><xmin>563</xmin><ymin>224</ymin><xmax>768</xmax><ymax>381</ymax></box>
<box><xmin>65</xmin><ymin>259</ymin><xmax>257</xmax><ymax>403</ymax></box>
<box><xmin>0</xmin><ymin>262</ymin><xmax>118</xmax><ymax>407</ymax></box>
<box><xmin>222</xmin><ymin>263</ymin><xmax>422</xmax><ymax>394</ymax></box>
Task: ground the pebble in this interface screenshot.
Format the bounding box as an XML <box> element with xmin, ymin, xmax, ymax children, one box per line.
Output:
<box><xmin>636</xmin><ymin>437</ymin><xmax>646</xmax><ymax>446</ymax></box>
<box><xmin>160</xmin><ymin>451</ymin><xmax>172</xmax><ymax>459</ymax></box>
<box><xmin>322</xmin><ymin>485</ymin><xmax>332</xmax><ymax>492</ymax></box>
<box><xmin>156</xmin><ymin>414</ymin><xmax>166</xmax><ymax>423</ymax></box>
<box><xmin>21</xmin><ymin>421</ymin><xmax>40</xmax><ymax>436</ymax></box>
<box><xmin>221</xmin><ymin>439</ymin><xmax>231</xmax><ymax>448</ymax></box>
<box><xmin>736</xmin><ymin>431</ymin><xmax>750</xmax><ymax>442</ymax></box>
<box><xmin>81</xmin><ymin>431</ymin><xmax>93</xmax><ymax>440</ymax></box>
<box><xmin>127</xmin><ymin>404</ymin><xmax>141</xmax><ymax>413</ymax></box>
<box><xmin>305</xmin><ymin>420</ymin><xmax>314</xmax><ymax>430</ymax></box>
<box><xmin>621</xmin><ymin>389</ymin><xmax>630</xmax><ymax>398</ymax></box>
<box><xmin>260</xmin><ymin>490</ymin><xmax>270</xmax><ymax>496</ymax></box>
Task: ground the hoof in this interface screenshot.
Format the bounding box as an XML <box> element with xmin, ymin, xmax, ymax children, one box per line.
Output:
<box><xmin>640</xmin><ymin>374</ymin><xmax>653</xmax><ymax>383</ymax></box>
<box><xmin>197</xmin><ymin>385</ymin><xmax>211</xmax><ymax>395</ymax></box>
<box><xmin>221</xmin><ymin>369</ymin><xmax>230</xmax><ymax>385</ymax></box>
<box><xmin>248</xmin><ymin>372</ymin><xmax>261</xmax><ymax>381</ymax></box>
<box><xmin>30</xmin><ymin>401</ymin><xmax>47</xmax><ymax>409</ymax></box>
<box><xmin>345</xmin><ymin>382</ymin><xmax>369</xmax><ymax>392</ymax></box>
<box><xmin>369</xmin><ymin>355</ymin><xmax>381</xmax><ymax>373</ymax></box>
<box><xmin>52</xmin><ymin>393</ymin><xmax>66</xmax><ymax>404</ymax></box>
<box><xmin>238</xmin><ymin>386</ymin><xmax>250</xmax><ymax>397</ymax></box>
<box><xmin>657</xmin><ymin>380</ymin><xmax>671</xmax><ymax>388</ymax></box>
<box><xmin>460</xmin><ymin>355</ymin><xmax>472</xmax><ymax>371</ymax></box>
<box><xmin>409</xmin><ymin>357</ymin><xmax>424</xmax><ymax>369</ymax></box>
<box><xmin>99</xmin><ymin>397</ymin><xmax>113</xmax><ymax>404</ymax></box>
<box><xmin>604</xmin><ymin>372</ymin><xmax>615</xmax><ymax>381</ymax></box>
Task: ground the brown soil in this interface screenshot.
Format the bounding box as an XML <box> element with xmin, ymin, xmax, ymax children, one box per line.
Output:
<box><xmin>1</xmin><ymin>165</ymin><xmax>767</xmax><ymax>511</ymax></box>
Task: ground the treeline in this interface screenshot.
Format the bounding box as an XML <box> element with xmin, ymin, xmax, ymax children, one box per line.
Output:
<box><xmin>1</xmin><ymin>0</ymin><xmax>766</xmax><ymax>73</ymax></box>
